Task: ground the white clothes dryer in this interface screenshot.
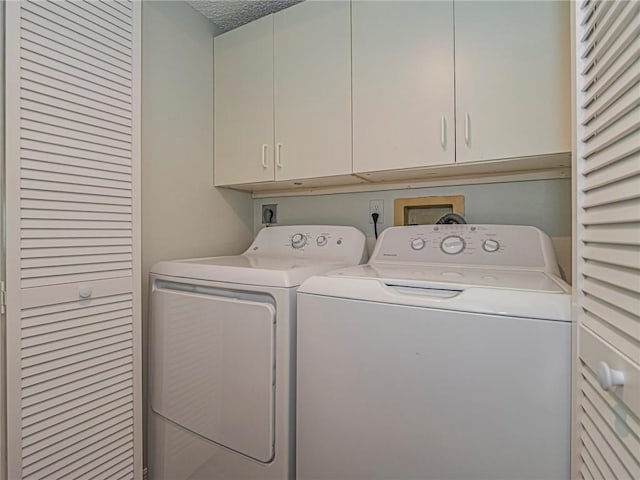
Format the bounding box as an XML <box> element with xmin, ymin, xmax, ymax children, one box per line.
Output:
<box><xmin>297</xmin><ymin>224</ymin><xmax>571</xmax><ymax>480</ymax></box>
<box><xmin>148</xmin><ymin>225</ymin><xmax>367</xmax><ymax>480</ymax></box>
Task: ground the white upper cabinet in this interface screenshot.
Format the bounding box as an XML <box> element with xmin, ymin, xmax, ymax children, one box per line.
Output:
<box><xmin>274</xmin><ymin>0</ymin><xmax>352</xmax><ymax>181</ymax></box>
<box><xmin>215</xmin><ymin>15</ymin><xmax>274</xmax><ymax>185</ymax></box>
<box><xmin>454</xmin><ymin>1</ymin><xmax>571</xmax><ymax>163</ymax></box>
<box><xmin>214</xmin><ymin>0</ymin><xmax>571</xmax><ymax>190</ymax></box>
<box><xmin>352</xmin><ymin>1</ymin><xmax>455</xmax><ymax>173</ymax></box>
<box><xmin>214</xmin><ymin>1</ymin><xmax>351</xmax><ymax>186</ymax></box>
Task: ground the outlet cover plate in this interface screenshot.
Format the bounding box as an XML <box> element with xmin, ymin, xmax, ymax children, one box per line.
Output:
<box><xmin>262</xmin><ymin>204</ymin><xmax>278</xmax><ymax>224</ymax></box>
<box><xmin>369</xmin><ymin>199</ymin><xmax>384</xmax><ymax>224</ymax></box>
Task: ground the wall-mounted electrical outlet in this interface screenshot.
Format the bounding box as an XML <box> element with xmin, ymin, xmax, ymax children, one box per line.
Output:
<box><xmin>262</xmin><ymin>204</ymin><xmax>278</xmax><ymax>224</ymax></box>
<box><xmin>369</xmin><ymin>199</ymin><xmax>384</xmax><ymax>224</ymax></box>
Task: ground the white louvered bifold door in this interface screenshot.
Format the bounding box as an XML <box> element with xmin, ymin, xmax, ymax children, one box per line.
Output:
<box><xmin>573</xmin><ymin>1</ymin><xmax>640</xmax><ymax>479</ymax></box>
<box><xmin>4</xmin><ymin>1</ymin><xmax>142</xmax><ymax>478</ymax></box>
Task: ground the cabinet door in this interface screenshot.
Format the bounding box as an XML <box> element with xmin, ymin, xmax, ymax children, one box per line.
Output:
<box><xmin>274</xmin><ymin>0</ymin><xmax>351</xmax><ymax>181</ymax></box>
<box><xmin>4</xmin><ymin>1</ymin><xmax>142</xmax><ymax>478</ymax></box>
<box><xmin>455</xmin><ymin>1</ymin><xmax>571</xmax><ymax>163</ymax></box>
<box><xmin>352</xmin><ymin>1</ymin><xmax>455</xmax><ymax>173</ymax></box>
<box><xmin>214</xmin><ymin>15</ymin><xmax>274</xmax><ymax>185</ymax></box>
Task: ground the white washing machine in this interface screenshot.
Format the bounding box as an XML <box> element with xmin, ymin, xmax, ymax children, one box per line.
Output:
<box><xmin>297</xmin><ymin>224</ymin><xmax>571</xmax><ymax>480</ymax></box>
<box><xmin>148</xmin><ymin>225</ymin><xmax>367</xmax><ymax>480</ymax></box>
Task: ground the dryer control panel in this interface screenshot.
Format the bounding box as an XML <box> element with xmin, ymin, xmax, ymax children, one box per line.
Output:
<box><xmin>372</xmin><ymin>225</ymin><xmax>558</xmax><ymax>274</ymax></box>
<box><xmin>246</xmin><ymin>225</ymin><xmax>368</xmax><ymax>264</ymax></box>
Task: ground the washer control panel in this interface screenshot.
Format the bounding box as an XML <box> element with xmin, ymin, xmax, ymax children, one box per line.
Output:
<box><xmin>372</xmin><ymin>224</ymin><xmax>557</xmax><ymax>271</ymax></box>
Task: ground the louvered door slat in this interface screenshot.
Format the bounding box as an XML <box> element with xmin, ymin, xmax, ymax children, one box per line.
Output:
<box><xmin>20</xmin><ymin>13</ymin><xmax>132</xmax><ymax>73</ymax></box>
<box><xmin>581</xmin><ymin>1</ymin><xmax>632</xmax><ymax>75</ymax></box>
<box><xmin>581</xmin><ymin>432</ymin><xmax>615</xmax><ymax>479</ymax></box>
<box><xmin>22</xmin><ymin>148</ymin><xmax>132</xmax><ymax>174</ymax></box>
<box><xmin>23</xmin><ymin>363</ymin><xmax>133</xmax><ymax>408</ymax></box>
<box><xmin>22</xmin><ymin>39</ymin><xmax>132</xmax><ymax>95</ymax></box>
<box><xmin>23</xmin><ymin>427</ymin><xmax>133</xmax><ymax>480</ymax></box>
<box><xmin>27</xmin><ymin>1</ymin><xmax>131</xmax><ymax>53</ymax></box>
<box><xmin>90</xmin><ymin>1</ymin><xmax>132</xmax><ymax>28</ymax></box>
<box><xmin>21</xmin><ymin>64</ymin><xmax>131</xmax><ymax>115</ymax></box>
<box><xmin>22</xmin><ymin>110</ymin><xmax>132</xmax><ymax>143</ymax></box>
<box><xmin>582</xmin><ymin>63</ymin><xmax>639</xmax><ymax>133</ymax></box>
<box><xmin>23</xmin><ymin>239</ymin><xmax>132</xmax><ymax>251</ymax></box>
<box><xmin>584</xmin><ymin>152</ymin><xmax>640</xmax><ymax>191</ymax></box>
<box><xmin>22</xmin><ymin>208</ymin><xmax>132</xmax><ymax>222</ymax></box>
<box><xmin>43</xmin><ymin>435</ymin><xmax>133</xmax><ymax>480</ymax></box>
<box><xmin>22</xmin><ymin>170</ymin><xmax>131</xmax><ymax>190</ymax></box>
<box><xmin>583</xmin><ymin>224</ymin><xmax>640</xmax><ymax>245</ymax></box>
<box><xmin>22</xmin><ymin>198</ymin><xmax>132</xmax><ymax>213</ymax></box>
<box><xmin>582</xmin><ymin>197</ymin><xmax>640</xmax><ymax>224</ymax></box>
<box><xmin>580</xmin><ymin>448</ymin><xmax>600</xmax><ymax>480</ymax></box>
<box><xmin>71</xmin><ymin>1</ymin><xmax>132</xmax><ymax>35</ymax></box>
<box><xmin>21</xmin><ymin>3</ymin><xmax>132</xmax><ymax>65</ymax></box>
<box><xmin>23</xmin><ymin>417</ymin><xmax>133</xmax><ymax>475</ymax></box>
<box><xmin>22</xmin><ymin>168</ymin><xmax>132</xmax><ymax>189</ymax></box>
<box><xmin>582</xmin><ymin>174</ymin><xmax>640</xmax><ymax>207</ymax></box>
<box><xmin>22</xmin><ymin>129</ymin><xmax>132</xmax><ymax>159</ymax></box>
<box><xmin>23</xmin><ymin>383</ymin><xmax>133</xmax><ymax>432</ymax></box>
<box><xmin>4</xmin><ymin>1</ymin><xmax>141</xmax><ymax>477</ymax></box>
<box><xmin>22</xmin><ymin>90</ymin><xmax>132</xmax><ymax>129</ymax></box>
<box><xmin>584</xmin><ymin>261</ymin><xmax>639</xmax><ymax>293</ymax></box>
<box><xmin>23</xmin><ymin>409</ymin><xmax>133</xmax><ymax>458</ymax></box>
<box><xmin>22</xmin><ymin>118</ymin><xmax>132</xmax><ymax>151</ymax></box>
<box><xmin>582</xmin><ymin>369</ymin><xmax>640</xmax><ymax>449</ymax></box>
<box><xmin>22</xmin><ymin>100</ymin><xmax>132</xmax><ymax>137</ymax></box>
<box><xmin>582</xmin><ymin>2</ymin><xmax>640</xmax><ymax>93</ymax></box>
<box><xmin>584</xmin><ymin>81</ymin><xmax>640</xmax><ymax>141</ymax></box>
<box><xmin>583</xmin><ymin>391</ymin><xmax>640</xmax><ymax>477</ymax></box>
<box><xmin>89</xmin><ymin>455</ymin><xmax>135</xmax><ymax>480</ymax></box>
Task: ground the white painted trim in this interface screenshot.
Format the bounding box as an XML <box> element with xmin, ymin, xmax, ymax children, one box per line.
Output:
<box><xmin>131</xmin><ymin>2</ymin><xmax>143</xmax><ymax>478</ymax></box>
<box><xmin>0</xmin><ymin>2</ymin><xmax>5</xmax><ymax>477</ymax></box>
<box><xmin>252</xmin><ymin>168</ymin><xmax>570</xmax><ymax>199</ymax></box>
<box><xmin>4</xmin><ymin>2</ymin><xmax>22</xmax><ymax>477</ymax></box>
<box><xmin>570</xmin><ymin>2</ymin><xmax>580</xmax><ymax>478</ymax></box>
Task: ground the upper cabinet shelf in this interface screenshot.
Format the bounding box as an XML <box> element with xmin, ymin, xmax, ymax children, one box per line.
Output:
<box><xmin>214</xmin><ymin>0</ymin><xmax>571</xmax><ymax>192</ymax></box>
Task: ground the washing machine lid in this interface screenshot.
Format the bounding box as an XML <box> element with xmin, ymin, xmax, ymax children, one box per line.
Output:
<box><xmin>150</xmin><ymin>225</ymin><xmax>368</xmax><ymax>288</ymax></box>
<box><xmin>328</xmin><ymin>264</ymin><xmax>568</xmax><ymax>293</ymax></box>
<box><xmin>298</xmin><ymin>265</ymin><xmax>571</xmax><ymax>321</ymax></box>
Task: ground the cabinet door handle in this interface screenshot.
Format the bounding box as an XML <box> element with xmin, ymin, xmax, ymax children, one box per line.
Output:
<box><xmin>276</xmin><ymin>143</ymin><xmax>283</xmax><ymax>168</ymax></box>
<box><xmin>261</xmin><ymin>144</ymin><xmax>268</xmax><ymax>168</ymax></box>
<box><xmin>440</xmin><ymin>116</ymin><xmax>446</xmax><ymax>149</ymax></box>
<box><xmin>464</xmin><ymin>112</ymin><xmax>471</xmax><ymax>146</ymax></box>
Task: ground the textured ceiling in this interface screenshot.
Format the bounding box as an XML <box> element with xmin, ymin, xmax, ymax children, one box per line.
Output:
<box><xmin>188</xmin><ymin>1</ymin><xmax>304</xmax><ymax>34</ymax></box>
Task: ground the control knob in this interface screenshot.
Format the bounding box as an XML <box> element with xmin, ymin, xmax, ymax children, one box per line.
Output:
<box><xmin>440</xmin><ymin>235</ymin><xmax>465</xmax><ymax>255</ymax></box>
<box><xmin>291</xmin><ymin>233</ymin><xmax>307</xmax><ymax>249</ymax></box>
<box><xmin>316</xmin><ymin>235</ymin><xmax>328</xmax><ymax>247</ymax></box>
<box><xmin>482</xmin><ymin>239</ymin><xmax>500</xmax><ymax>253</ymax></box>
<box><xmin>410</xmin><ymin>238</ymin><xmax>426</xmax><ymax>250</ymax></box>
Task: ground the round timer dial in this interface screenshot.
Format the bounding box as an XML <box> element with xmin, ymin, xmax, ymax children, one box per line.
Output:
<box><xmin>440</xmin><ymin>235</ymin><xmax>465</xmax><ymax>255</ymax></box>
<box><xmin>291</xmin><ymin>233</ymin><xmax>307</xmax><ymax>249</ymax></box>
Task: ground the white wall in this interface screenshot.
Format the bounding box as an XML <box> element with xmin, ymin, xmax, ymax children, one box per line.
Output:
<box><xmin>254</xmin><ymin>179</ymin><xmax>572</xmax><ymax>281</ymax></box>
<box><xmin>141</xmin><ymin>0</ymin><xmax>253</xmax><ymax>466</ymax></box>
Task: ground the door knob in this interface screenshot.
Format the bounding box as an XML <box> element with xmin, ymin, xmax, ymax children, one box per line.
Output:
<box><xmin>597</xmin><ymin>361</ymin><xmax>625</xmax><ymax>391</ymax></box>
